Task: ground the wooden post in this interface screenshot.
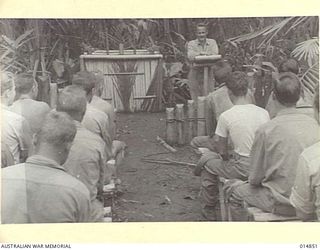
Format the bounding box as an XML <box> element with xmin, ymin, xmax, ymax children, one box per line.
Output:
<box><xmin>49</xmin><ymin>83</ymin><xmax>58</xmax><ymax>109</ymax></box>
<box><xmin>187</xmin><ymin>100</ymin><xmax>196</xmax><ymax>143</ymax></box>
<box><xmin>176</xmin><ymin>104</ymin><xmax>184</xmax><ymax>145</ymax></box>
<box><xmin>166</xmin><ymin>107</ymin><xmax>176</xmax><ymax>145</ymax></box>
<box><xmin>203</xmin><ymin>66</ymin><xmax>209</xmax><ymax>96</ymax></box>
<box><xmin>197</xmin><ymin>96</ymin><xmax>206</xmax><ymax>136</ymax></box>
<box><xmin>80</xmin><ymin>57</ymin><xmax>85</xmax><ymax>71</ymax></box>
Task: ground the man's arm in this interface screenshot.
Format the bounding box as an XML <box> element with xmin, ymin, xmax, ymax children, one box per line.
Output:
<box><xmin>19</xmin><ymin>118</ymin><xmax>33</xmax><ymax>162</ymax></box>
<box><xmin>290</xmin><ymin>154</ymin><xmax>317</xmax><ymax>221</ymax></box>
<box><xmin>215</xmin><ymin>135</ymin><xmax>228</xmax><ymax>161</ymax></box>
<box><xmin>248</xmin><ymin>129</ymin><xmax>267</xmax><ymax>186</ymax></box>
<box><xmin>187</xmin><ymin>41</ymin><xmax>199</xmax><ymax>61</ymax></box>
<box><xmin>208</xmin><ymin>39</ymin><xmax>219</xmax><ymax>55</ymax></box>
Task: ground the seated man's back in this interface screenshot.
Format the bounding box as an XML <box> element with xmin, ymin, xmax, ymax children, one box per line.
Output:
<box><xmin>82</xmin><ymin>104</ymin><xmax>112</xmax><ymax>158</ymax></box>
<box><xmin>290</xmin><ymin>141</ymin><xmax>320</xmax><ymax>221</ymax></box>
<box><xmin>63</xmin><ymin>122</ymin><xmax>107</xmax><ymax>221</ymax></box>
<box><xmin>1</xmin><ymin>156</ymin><xmax>91</xmax><ymax>223</ymax></box>
<box><xmin>10</xmin><ymin>99</ymin><xmax>51</xmax><ymax>134</ymax></box>
<box><xmin>250</xmin><ymin>111</ymin><xmax>319</xmax><ymax>206</ymax></box>
<box><xmin>1</xmin><ymin>108</ymin><xmax>32</xmax><ymax>164</ymax></box>
<box><xmin>91</xmin><ymin>95</ymin><xmax>116</xmax><ymax>140</ymax></box>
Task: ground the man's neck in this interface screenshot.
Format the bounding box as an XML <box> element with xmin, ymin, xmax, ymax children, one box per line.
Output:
<box><xmin>17</xmin><ymin>93</ymin><xmax>33</xmax><ymax>100</ymax></box>
<box><xmin>232</xmin><ymin>96</ymin><xmax>250</xmax><ymax>105</ymax></box>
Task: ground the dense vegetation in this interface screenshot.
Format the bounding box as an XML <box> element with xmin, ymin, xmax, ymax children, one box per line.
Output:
<box><xmin>1</xmin><ymin>17</ymin><xmax>318</xmax><ymax>106</ymax></box>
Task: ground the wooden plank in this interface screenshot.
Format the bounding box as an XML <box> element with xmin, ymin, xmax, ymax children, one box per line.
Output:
<box><xmin>246</xmin><ymin>207</ymin><xmax>299</xmax><ymax>222</ymax></box>
<box><xmin>81</xmin><ymin>54</ymin><xmax>163</xmax><ymax>60</ymax></box>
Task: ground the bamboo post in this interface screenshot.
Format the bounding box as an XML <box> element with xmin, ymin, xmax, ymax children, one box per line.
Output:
<box><xmin>176</xmin><ymin>104</ymin><xmax>184</xmax><ymax>145</ymax></box>
<box><xmin>203</xmin><ymin>66</ymin><xmax>209</xmax><ymax>96</ymax></box>
<box><xmin>187</xmin><ymin>100</ymin><xmax>196</xmax><ymax>143</ymax></box>
<box><xmin>166</xmin><ymin>107</ymin><xmax>176</xmax><ymax>145</ymax></box>
<box><xmin>49</xmin><ymin>83</ymin><xmax>58</xmax><ymax>109</ymax></box>
<box><xmin>197</xmin><ymin>96</ymin><xmax>206</xmax><ymax>136</ymax></box>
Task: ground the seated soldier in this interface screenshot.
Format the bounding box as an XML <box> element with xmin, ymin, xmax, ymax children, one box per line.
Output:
<box><xmin>10</xmin><ymin>73</ymin><xmax>51</xmax><ymax>135</ymax></box>
<box><xmin>266</xmin><ymin>58</ymin><xmax>314</xmax><ymax>119</ymax></box>
<box><xmin>228</xmin><ymin>72</ymin><xmax>319</xmax><ymax>221</ymax></box>
<box><xmin>91</xmin><ymin>71</ymin><xmax>126</xmax><ymax>170</ymax></box>
<box><xmin>2</xmin><ymin>111</ymin><xmax>91</xmax><ymax>223</ymax></box>
<box><xmin>290</xmin><ymin>87</ymin><xmax>320</xmax><ymax>221</ymax></box>
<box><xmin>190</xmin><ymin>62</ymin><xmax>255</xmax><ymax>152</ymax></box>
<box><xmin>1</xmin><ymin>71</ymin><xmax>33</xmax><ymax>164</ymax></box>
<box><xmin>72</xmin><ymin>71</ymin><xmax>113</xmax><ymax>159</ymax></box>
<box><xmin>57</xmin><ymin>86</ymin><xmax>109</xmax><ymax>222</ymax></box>
<box><xmin>193</xmin><ymin>71</ymin><xmax>270</xmax><ymax>220</ymax></box>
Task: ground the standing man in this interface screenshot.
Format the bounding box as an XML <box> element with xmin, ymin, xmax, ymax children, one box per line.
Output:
<box><xmin>193</xmin><ymin>71</ymin><xmax>269</xmax><ymax>220</ymax></box>
<box><xmin>187</xmin><ymin>23</ymin><xmax>219</xmax><ymax>101</ymax></box>
<box><xmin>10</xmin><ymin>73</ymin><xmax>51</xmax><ymax>134</ymax></box>
<box><xmin>2</xmin><ymin>111</ymin><xmax>91</xmax><ymax>223</ymax></box>
<box><xmin>57</xmin><ymin>86</ymin><xmax>108</xmax><ymax>222</ymax></box>
<box><xmin>228</xmin><ymin>72</ymin><xmax>319</xmax><ymax>220</ymax></box>
<box><xmin>1</xmin><ymin>71</ymin><xmax>32</xmax><ymax>164</ymax></box>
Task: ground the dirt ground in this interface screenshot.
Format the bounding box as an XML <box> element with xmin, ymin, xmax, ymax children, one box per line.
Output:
<box><xmin>112</xmin><ymin>112</ymin><xmax>205</xmax><ymax>222</ymax></box>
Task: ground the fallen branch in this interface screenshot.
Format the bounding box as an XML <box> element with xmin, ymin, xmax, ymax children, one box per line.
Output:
<box><xmin>156</xmin><ymin>136</ymin><xmax>177</xmax><ymax>153</ymax></box>
<box><xmin>141</xmin><ymin>158</ymin><xmax>196</xmax><ymax>168</ymax></box>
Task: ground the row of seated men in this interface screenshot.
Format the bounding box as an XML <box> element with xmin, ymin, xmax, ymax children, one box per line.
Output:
<box><xmin>190</xmin><ymin>58</ymin><xmax>320</xmax><ymax>221</ymax></box>
<box><xmin>1</xmin><ymin>70</ymin><xmax>125</xmax><ymax>223</ymax></box>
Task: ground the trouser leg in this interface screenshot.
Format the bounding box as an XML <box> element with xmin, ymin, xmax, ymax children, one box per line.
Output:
<box><xmin>228</xmin><ymin>182</ymin><xmax>274</xmax><ymax>221</ymax></box>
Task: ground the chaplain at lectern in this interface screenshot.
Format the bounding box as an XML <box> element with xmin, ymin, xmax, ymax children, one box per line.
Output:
<box><xmin>187</xmin><ymin>23</ymin><xmax>219</xmax><ymax>101</ymax></box>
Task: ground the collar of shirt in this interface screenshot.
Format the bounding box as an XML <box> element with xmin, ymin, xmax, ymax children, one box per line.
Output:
<box><xmin>276</xmin><ymin>107</ymin><xmax>299</xmax><ymax>117</ymax></box>
<box><xmin>197</xmin><ymin>39</ymin><xmax>209</xmax><ymax>46</ymax></box>
<box><xmin>26</xmin><ymin>155</ymin><xmax>65</xmax><ymax>172</ymax></box>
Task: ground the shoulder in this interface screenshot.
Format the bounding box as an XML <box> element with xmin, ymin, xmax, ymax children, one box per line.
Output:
<box><xmin>3</xmin><ymin>109</ymin><xmax>27</xmax><ymax>124</ymax></box>
<box><xmin>300</xmin><ymin>142</ymin><xmax>320</xmax><ymax>168</ymax></box>
<box><xmin>188</xmin><ymin>39</ymin><xmax>198</xmax><ymax>46</ymax></box>
<box><xmin>75</xmin><ymin>126</ymin><xmax>106</xmax><ymax>149</ymax></box>
<box><xmin>207</xmin><ymin>38</ymin><xmax>217</xmax><ymax>44</ymax></box>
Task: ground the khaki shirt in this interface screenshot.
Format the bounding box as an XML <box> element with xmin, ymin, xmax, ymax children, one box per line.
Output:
<box><xmin>1</xmin><ymin>155</ymin><xmax>91</xmax><ymax>223</ymax></box>
<box><xmin>1</xmin><ymin>106</ymin><xmax>32</xmax><ymax>164</ymax></box>
<box><xmin>249</xmin><ymin>109</ymin><xmax>319</xmax><ymax>206</ymax></box>
<box><xmin>10</xmin><ymin>98</ymin><xmax>51</xmax><ymax>134</ymax></box>
<box><xmin>63</xmin><ymin>122</ymin><xmax>107</xmax><ymax>221</ymax></box>
<box><xmin>90</xmin><ymin>95</ymin><xmax>116</xmax><ymax>141</ymax></box>
<box><xmin>290</xmin><ymin>141</ymin><xmax>320</xmax><ymax>220</ymax></box>
<box><xmin>82</xmin><ymin>104</ymin><xmax>112</xmax><ymax>159</ymax></box>
<box><xmin>187</xmin><ymin>38</ymin><xmax>219</xmax><ymax>62</ymax></box>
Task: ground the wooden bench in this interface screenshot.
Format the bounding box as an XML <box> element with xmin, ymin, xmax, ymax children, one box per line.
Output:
<box><xmin>245</xmin><ymin>205</ymin><xmax>300</xmax><ymax>222</ymax></box>
<box><xmin>218</xmin><ymin>177</ymin><xmax>300</xmax><ymax>222</ymax></box>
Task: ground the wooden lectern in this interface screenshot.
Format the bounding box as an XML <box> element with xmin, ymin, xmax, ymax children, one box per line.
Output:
<box><xmin>193</xmin><ymin>54</ymin><xmax>222</xmax><ymax>96</ymax></box>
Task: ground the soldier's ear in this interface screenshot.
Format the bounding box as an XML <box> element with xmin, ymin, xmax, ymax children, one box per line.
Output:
<box><xmin>32</xmin><ymin>133</ymin><xmax>39</xmax><ymax>148</ymax></box>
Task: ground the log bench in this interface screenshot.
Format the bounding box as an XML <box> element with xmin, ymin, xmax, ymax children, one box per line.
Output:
<box><xmin>218</xmin><ymin>177</ymin><xmax>300</xmax><ymax>222</ymax></box>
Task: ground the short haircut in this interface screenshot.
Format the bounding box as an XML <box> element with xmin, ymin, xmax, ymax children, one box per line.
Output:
<box><xmin>279</xmin><ymin>59</ymin><xmax>299</xmax><ymax>75</ymax></box>
<box><xmin>56</xmin><ymin>85</ymin><xmax>87</xmax><ymax>120</ymax></box>
<box><xmin>1</xmin><ymin>71</ymin><xmax>14</xmax><ymax>95</ymax></box>
<box><xmin>37</xmin><ymin>110</ymin><xmax>76</xmax><ymax>147</ymax></box>
<box><xmin>14</xmin><ymin>73</ymin><xmax>35</xmax><ymax>94</ymax></box>
<box><xmin>196</xmin><ymin>23</ymin><xmax>207</xmax><ymax>30</ymax></box>
<box><xmin>314</xmin><ymin>85</ymin><xmax>319</xmax><ymax>113</ymax></box>
<box><xmin>72</xmin><ymin>71</ymin><xmax>96</xmax><ymax>94</ymax></box>
<box><xmin>226</xmin><ymin>71</ymin><xmax>248</xmax><ymax>97</ymax></box>
<box><xmin>273</xmin><ymin>72</ymin><xmax>301</xmax><ymax>106</ymax></box>
<box><xmin>213</xmin><ymin>61</ymin><xmax>232</xmax><ymax>84</ymax></box>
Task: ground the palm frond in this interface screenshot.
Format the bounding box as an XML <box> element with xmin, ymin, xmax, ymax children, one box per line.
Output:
<box><xmin>291</xmin><ymin>38</ymin><xmax>319</xmax><ymax>67</ymax></box>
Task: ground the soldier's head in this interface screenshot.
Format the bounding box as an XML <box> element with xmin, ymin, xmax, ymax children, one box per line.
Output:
<box><xmin>226</xmin><ymin>71</ymin><xmax>248</xmax><ymax>103</ymax></box>
<box><xmin>72</xmin><ymin>70</ymin><xmax>96</xmax><ymax>102</ymax></box>
<box><xmin>14</xmin><ymin>73</ymin><xmax>38</xmax><ymax>99</ymax></box>
<box><xmin>196</xmin><ymin>23</ymin><xmax>208</xmax><ymax>43</ymax></box>
<box><xmin>56</xmin><ymin>85</ymin><xmax>87</xmax><ymax>122</ymax></box>
<box><xmin>272</xmin><ymin>72</ymin><xmax>301</xmax><ymax>108</ymax></box>
<box><xmin>34</xmin><ymin>110</ymin><xmax>77</xmax><ymax>165</ymax></box>
<box><xmin>279</xmin><ymin>58</ymin><xmax>300</xmax><ymax>75</ymax></box>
